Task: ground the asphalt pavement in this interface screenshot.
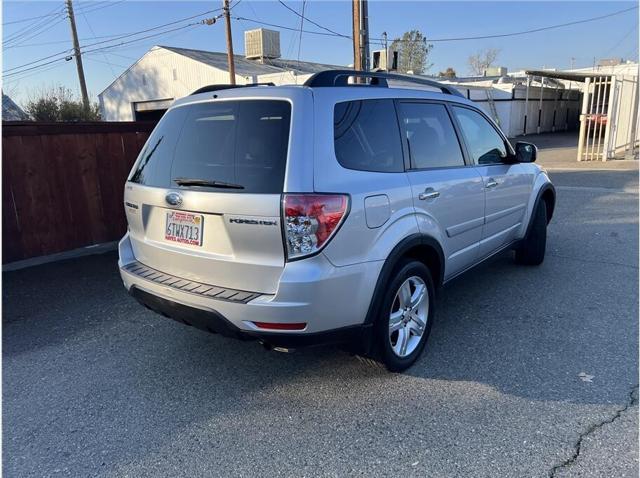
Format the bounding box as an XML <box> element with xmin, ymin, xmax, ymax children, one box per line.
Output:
<box><xmin>4</xmin><ymin>134</ymin><xmax>638</xmax><ymax>477</ymax></box>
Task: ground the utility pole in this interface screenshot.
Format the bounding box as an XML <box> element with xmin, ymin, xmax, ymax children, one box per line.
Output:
<box><xmin>382</xmin><ymin>31</ymin><xmax>388</xmax><ymax>72</ymax></box>
<box><xmin>360</xmin><ymin>0</ymin><xmax>369</xmax><ymax>71</ymax></box>
<box><xmin>352</xmin><ymin>0</ymin><xmax>361</xmax><ymax>71</ymax></box>
<box><xmin>65</xmin><ymin>0</ymin><xmax>89</xmax><ymax>111</ymax></box>
<box><xmin>352</xmin><ymin>0</ymin><xmax>370</xmax><ymax>72</ymax></box>
<box><xmin>223</xmin><ymin>0</ymin><xmax>236</xmax><ymax>84</ymax></box>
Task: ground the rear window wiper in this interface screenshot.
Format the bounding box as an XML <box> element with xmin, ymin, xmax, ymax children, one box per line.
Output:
<box><xmin>173</xmin><ymin>178</ymin><xmax>245</xmax><ymax>189</ymax></box>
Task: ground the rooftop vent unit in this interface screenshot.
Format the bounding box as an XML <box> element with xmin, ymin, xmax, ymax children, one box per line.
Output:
<box><xmin>483</xmin><ymin>66</ymin><xmax>508</xmax><ymax>77</ymax></box>
<box><xmin>244</xmin><ymin>28</ymin><xmax>281</xmax><ymax>61</ymax></box>
<box><xmin>371</xmin><ymin>48</ymin><xmax>398</xmax><ymax>71</ymax></box>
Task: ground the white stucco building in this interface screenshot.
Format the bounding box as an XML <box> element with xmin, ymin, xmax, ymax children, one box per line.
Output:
<box><xmin>98</xmin><ymin>29</ymin><xmax>343</xmax><ymax>121</ymax></box>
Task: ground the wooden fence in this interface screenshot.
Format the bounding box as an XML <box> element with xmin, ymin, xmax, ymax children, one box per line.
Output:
<box><xmin>2</xmin><ymin>121</ymin><xmax>155</xmax><ymax>264</ymax></box>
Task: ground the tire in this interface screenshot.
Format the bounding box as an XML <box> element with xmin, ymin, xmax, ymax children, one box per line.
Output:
<box><xmin>515</xmin><ymin>200</ymin><xmax>547</xmax><ymax>266</ymax></box>
<box><xmin>365</xmin><ymin>259</ymin><xmax>435</xmax><ymax>372</ymax></box>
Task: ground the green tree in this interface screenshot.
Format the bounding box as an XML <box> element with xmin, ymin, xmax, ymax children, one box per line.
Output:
<box><xmin>438</xmin><ymin>67</ymin><xmax>457</xmax><ymax>78</ymax></box>
<box><xmin>24</xmin><ymin>86</ymin><xmax>101</xmax><ymax>121</ymax></box>
<box><xmin>390</xmin><ymin>30</ymin><xmax>433</xmax><ymax>74</ymax></box>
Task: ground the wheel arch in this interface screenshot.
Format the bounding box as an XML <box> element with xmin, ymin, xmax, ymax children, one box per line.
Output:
<box><xmin>541</xmin><ymin>186</ymin><xmax>556</xmax><ymax>223</ymax></box>
<box><xmin>363</xmin><ymin>234</ymin><xmax>444</xmax><ymax>326</ymax></box>
<box><xmin>525</xmin><ymin>182</ymin><xmax>556</xmax><ymax>238</ymax></box>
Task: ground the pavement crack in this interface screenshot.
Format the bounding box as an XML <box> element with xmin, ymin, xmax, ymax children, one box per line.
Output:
<box><xmin>548</xmin><ymin>385</ymin><xmax>639</xmax><ymax>477</ymax></box>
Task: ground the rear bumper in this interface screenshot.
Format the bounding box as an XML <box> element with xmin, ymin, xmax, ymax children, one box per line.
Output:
<box><xmin>130</xmin><ymin>286</ymin><xmax>370</xmax><ymax>348</ymax></box>
<box><xmin>118</xmin><ymin>233</ymin><xmax>382</xmax><ymax>344</ymax></box>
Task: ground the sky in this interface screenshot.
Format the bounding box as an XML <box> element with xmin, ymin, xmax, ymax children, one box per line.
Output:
<box><xmin>2</xmin><ymin>0</ymin><xmax>639</xmax><ymax>105</ymax></box>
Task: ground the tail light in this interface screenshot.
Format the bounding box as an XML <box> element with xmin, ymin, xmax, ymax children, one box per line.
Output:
<box><xmin>282</xmin><ymin>193</ymin><xmax>349</xmax><ymax>260</ymax></box>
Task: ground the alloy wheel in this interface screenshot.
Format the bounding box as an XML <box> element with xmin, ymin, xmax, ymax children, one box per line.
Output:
<box><xmin>388</xmin><ymin>276</ymin><xmax>428</xmax><ymax>358</ymax></box>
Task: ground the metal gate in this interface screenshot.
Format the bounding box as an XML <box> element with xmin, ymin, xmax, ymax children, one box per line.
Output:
<box><xmin>577</xmin><ymin>75</ymin><xmax>612</xmax><ymax>161</ymax></box>
<box><xmin>606</xmin><ymin>75</ymin><xmax>639</xmax><ymax>160</ymax></box>
<box><xmin>526</xmin><ymin>68</ymin><xmax>639</xmax><ymax>162</ymax></box>
<box><xmin>577</xmin><ymin>74</ymin><xmax>639</xmax><ymax>161</ymax></box>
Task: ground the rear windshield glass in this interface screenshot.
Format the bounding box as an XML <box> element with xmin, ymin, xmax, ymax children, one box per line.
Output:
<box><xmin>129</xmin><ymin>100</ymin><xmax>291</xmax><ymax>193</ymax></box>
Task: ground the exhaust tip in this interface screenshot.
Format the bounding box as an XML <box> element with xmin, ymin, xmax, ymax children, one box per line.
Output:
<box><xmin>259</xmin><ymin>341</ymin><xmax>295</xmax><ymax>353</ymax></box>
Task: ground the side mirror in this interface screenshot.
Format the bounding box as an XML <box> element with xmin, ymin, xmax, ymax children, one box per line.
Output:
<box><xmin>515</xmin><ymin>141</ymin><xmax>537</xmax><ymax>163</ymax></box>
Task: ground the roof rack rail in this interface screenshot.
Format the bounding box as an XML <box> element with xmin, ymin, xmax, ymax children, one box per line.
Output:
<box><xmin>190</xmin><ymin>82</ymin><xmax>275</xmax><ymax>95</ymax></box>
<box><xmin>303</xmin><ymin>70</ymin><xmax>464</xmax><ymax>97</ymax></box>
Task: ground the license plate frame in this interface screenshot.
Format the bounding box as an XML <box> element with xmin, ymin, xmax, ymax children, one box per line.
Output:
<box><xmin>165</xmin><ymin>210</ymin><xmax>204</xmax><ymax>246</ymax></box>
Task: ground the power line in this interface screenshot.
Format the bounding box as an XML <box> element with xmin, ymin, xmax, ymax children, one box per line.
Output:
<box><xmin>239</xmin><ymin>4</ymin><xmax>638</xmax><ymax>45</ymax></box>
<box><xmin>3</xmin><ymin>48</ymin><xmax>73</xmax><ymax>74</ymax></box>
<box><xmin>6</xmin><ymin>8</ymin><xmax>220</xmax><ymax>50</ymax></box>
<box><xmin>2</xmin><ymin>5</ymin><xmax>65</xmax><ymax>26</ymax></box>
<box><xmin>415</xmin><ymin>5</ymin><xmax>639</xmax><ymax>42</ymax></box>
<box><xmin>296</xmin><ymin>0</ymin><xmax>306</xmax><ymax>69</ymax></box>
<box><xmin>234</xmin><ymin>16</ymin><xmax>349</xmax><ymax>38</ymax></box>
<box><xmin>75</xmin><ymin>9</ymin><xmax>221</xmax><ymax>50</ymax></box>
<box><xmin>4</xmin><ymin>22</ymin><xmax>207</xmax><ymax>78</ymax></box>
<box><xmin>5</xmin><ymin>30</ymin><xmax>195</xmax><ymax>85</ymax></box>
<box><xmin>84</xmin><ymin>56</ymin><xmax>129</xmax><ymax>69</ymax></box>
<box><xmin>4</xmin><ymin>9</ymin><xmax>67</xmax><ymax>46</ymax></box>
<box><xmin>277</xmin><ymin>0</ymin><xmax>349</xmax><ymax>38</ymax></box>
<box><xmin>6</xmin><ymin>17</ymin><xmax>69</xmax><ymax>48</ymax></box>
<box><xmin>3</xmin><ymin>8</ymin><xmax>223</xmax><ymax>76</ymax></box>
<box><xmin>74</xmin><ymin>0</ymin><xmax>125</xmax><ymax>15</ymax></box>
<box><xmin>603</xmin><ymin>24</ymin><xmax>638</xmax><ymax>58</ymax></box>
<box><xmin>80</xmin><ymin>8</ymin><xmax>117</xmax><ymax>77</ymax></box>
<box><xmin>3</xmin><ymin>60</ymin><xmax>71</xmax><ymax>86</ymax></box>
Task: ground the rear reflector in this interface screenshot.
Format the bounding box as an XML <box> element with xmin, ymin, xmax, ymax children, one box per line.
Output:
<box><xmin>252</xmin><ymin>321</ymin><xmax>307</xmax><ymax>331</ymax></box>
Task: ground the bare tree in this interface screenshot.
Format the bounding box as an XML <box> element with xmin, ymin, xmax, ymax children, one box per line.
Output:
<box><xmin>467</xmin><ymin>48</ymin><xmax>500</xmax><ymax>76</ymax></box>
<box><xmin>390</xmin><ymin>30</ymin><xmax>433</xmax><ymax>74</ymax></box>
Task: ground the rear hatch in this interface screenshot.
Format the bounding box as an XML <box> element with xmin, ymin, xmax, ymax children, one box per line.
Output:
<box><xmin>124</xmin><ymin>98</ymin><xmax>292</xmax><ymax>294</ymax></box>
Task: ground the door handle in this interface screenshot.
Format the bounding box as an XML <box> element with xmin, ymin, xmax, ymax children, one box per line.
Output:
<box><xmin>419</xmin><ymin>188</ymin><xmax>440</xmax><ymax>200</ymax></box>
<box><xmin>485</xmin><ymin>179</ymin><xmax>499</xmax><ymax>189</ymax></box>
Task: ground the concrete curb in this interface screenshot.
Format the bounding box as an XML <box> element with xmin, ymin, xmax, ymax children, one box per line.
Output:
<box><xmin>3</xmin><ymin>242</ymin><xmax>118</xmax><ymax>272</ymax></box>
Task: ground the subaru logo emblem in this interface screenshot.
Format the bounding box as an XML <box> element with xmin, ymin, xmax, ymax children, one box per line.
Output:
<box><xmin>165</xmin><ymin>192</ymin><xmax>183</xmax><ymax>207</ymax></box>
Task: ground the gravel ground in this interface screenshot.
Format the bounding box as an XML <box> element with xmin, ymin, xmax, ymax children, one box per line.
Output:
<box><xmin>4</xmin><ymin>136</ymin><xmax>638</xmax><ymax>477</ymax></box>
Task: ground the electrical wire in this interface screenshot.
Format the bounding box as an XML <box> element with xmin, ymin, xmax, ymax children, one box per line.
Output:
<box><xmin>2</xmin><ymin>4</ymin><xmax>65</xmax><ymax>26</ymax></box>
<box><xmin>3</xmin><ymin>8</ymin><xmax>223</xmax><ymax>75</ymax></box>
<box><xmin>237</xmin><ymin>4</ymin><xmax>637</xmax><ymax>46</ymax></box>
<box><xmin>4</xmin><ymin>9</ymin><xmax>67</xmax><ymax>46</ymax></box>
<box><xmin>84</xmin><ymin>56</ymin><xmax>129</xmax><ymax>69</ymax></box>
<box><xmin>296</xmin><ymin>0</ymin><xmax>306</xmax><ymax>68</ymax></box>
<box><xmin>74</xmin><ymin>0</ymin><xmax>126</xmax><ymax>15</ymax></box>
<box><xmin>234</xmin><ymin>16</ymin><xmax>348</xmax><ymax>38</ymax></box>
<box><xmin>5</xmin><ymin>17</ymin><xmax>68</xmax><ymax>48</ymax></box>
<box><xmin>395</xmin><ymin>5</ymin><xmax>639</xmax><ymax>43</ymax></box>
<box><xmin>603</xmin><ymin>24</ymin><xmax>638</xmax><ymax>58</ymax></box>
<box><xmin>4</xmin><ymin>22</ymin><xmax>207</xmax><ymax>78</ymax></box>
<box><xmin>277</xmin><ymin>0</ymin><xmax>349</xmax><ymax>38</ymax></box>
<box><xmin>5</xmin><ymin>4</ymin><xmax>222</xmax><ymax>51</ymax></box>
<box><xmin>80</xmin><ymin>8</ymin><xmax>117</xmax><ymax>77</ymax></box>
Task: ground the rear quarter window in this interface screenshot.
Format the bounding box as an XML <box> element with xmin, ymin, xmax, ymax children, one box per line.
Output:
<box><xmin>129</xmin><ymin>100</ymin><xmax>291</xmax><ymax>193</ymax></box>
<box><xmin>333</xmin><ymin>99</ymin><xmax>404</xmax><ymax>173</ymax></box>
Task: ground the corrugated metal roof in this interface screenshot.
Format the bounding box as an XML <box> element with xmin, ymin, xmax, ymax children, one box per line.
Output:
<box><xmin>160</xmin><ymin>46</ymin><xmax>284</xmax><ymax>76</ymax></box>
<box><xmin>160</xmin><ymin>45</ymin><xmax>344</xmax><ymax>76</ymax></box>
<box><xmin>2</xmin><ymin>93</ymin><xmax>28</xmax><ymax>121</ymax></box>
<box><xmin>261</xmin><ymin>58</ymin><xmax>346</xmax><ymax>74</ymax></box>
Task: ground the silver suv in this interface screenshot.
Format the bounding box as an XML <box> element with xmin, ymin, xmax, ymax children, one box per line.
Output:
<box><xmin>118</xmin><ymin>70</ymin><xmax>555</xmax><ymax>372</ymax></box>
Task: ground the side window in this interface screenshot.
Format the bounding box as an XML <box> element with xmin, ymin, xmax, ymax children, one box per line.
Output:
<box><xmin>334</xmin><ymin>99</ymin><xmax>404</xmax><ymax>172</ymax></box>
<box><xmin>399</xmin><ymin>102</ymin><xmax>465</xmax><ymax>169</ymax></box>
<box><xmin>452</xmin><ymin>106</ymin><xmax>507</xmax><ymax>164</ymax></box>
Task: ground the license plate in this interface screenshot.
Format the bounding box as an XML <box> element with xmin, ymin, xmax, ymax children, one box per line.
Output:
<box><xmin>165</xmin><ymin>211</ymin><xmax>204</xmax><ymax>246</ymax></box>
